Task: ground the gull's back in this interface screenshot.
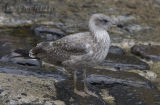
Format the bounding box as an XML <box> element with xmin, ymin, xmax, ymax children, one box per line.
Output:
<box><xmin>29</xmin><ymin>32</ymin><xmax>96</xmax><ymax>68</ymax></box>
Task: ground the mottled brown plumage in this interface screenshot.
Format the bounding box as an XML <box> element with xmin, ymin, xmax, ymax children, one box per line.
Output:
<box><xmin>29</xmin><ymin>14</ymin><xmax>117</xmax><ymax>97</ymax></box>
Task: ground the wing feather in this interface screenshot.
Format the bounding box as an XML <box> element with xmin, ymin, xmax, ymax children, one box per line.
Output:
<box><xmin>32</xmin><ymin>32</ymin><xmax>93</xmax><ymax>65</ymax></box>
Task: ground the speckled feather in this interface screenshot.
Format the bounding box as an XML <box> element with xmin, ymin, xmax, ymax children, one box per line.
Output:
<box><xmin>31</xmin><ymin>32</ymin><xmax>93</xmax><ymax>66</ymax></box>
<box><xmin>30</xmin><ymin>14</ymin><xmax>113</xmax><ymax>68</ymax></box>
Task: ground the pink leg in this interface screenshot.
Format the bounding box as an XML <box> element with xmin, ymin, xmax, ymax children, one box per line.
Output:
<box><xmin>83</xmin><ymin>70</ymin><xmax>98</xmax><ymax>98</ymax></box>
<box><xmin>74</xmin><ymin>70</ymin><xmax>88</xmax><ymax>97</ymax></box>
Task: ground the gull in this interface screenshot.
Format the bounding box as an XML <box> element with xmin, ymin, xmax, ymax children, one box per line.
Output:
<box><xmin>29</xmin><ymin>13</ymin><xmax>117</xmax><ymax>97</ymax></box>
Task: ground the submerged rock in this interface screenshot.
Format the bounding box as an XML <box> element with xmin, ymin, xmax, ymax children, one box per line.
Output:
<box><xmin>100</xmin><ymin>54</ymin><xmax>150</xmax><ymax>70</ymax></box>
<box><xmin>0</xmin><ymin>49</ymin><xmax>41</xmax><ymax>67</ymax></box>
<box><xmin>131</xmin><ymin>44</ymin><xmax>160</xmax><ymax>61</ymax></box>
<box><xmin>33</xmin><ymin>26</ymin><xmax>66</xmax><ymax>41</ymax></box>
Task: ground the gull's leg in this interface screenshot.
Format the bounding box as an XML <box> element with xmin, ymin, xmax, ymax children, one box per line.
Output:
<box><xmin>74</xmin><ymin>70</ymin><xmax>88</xmax><ymax>97</ymax></box>
<box><xmin>83</xmin><ymin>69</ymin><xmax>98</xmax><ymax>98</ymax></box>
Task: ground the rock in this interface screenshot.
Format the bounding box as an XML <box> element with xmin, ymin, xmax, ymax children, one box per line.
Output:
<box><xmin>0</xmin><ymin>62</ymin><xmax>68</xmax><ymax>104</ymax></box>
<box><xmin>129</xmin><ymin>70</ymin><xmax>158</xmax><ymax>81</ymax></box>
<box><xmin>52</xmin><ymin>100</ymin><xmax>66</xmax><ymax>105</ymax></box>
<box><xmin>108</xmin><ymin>46</ymin><xmax>125</xmax><ymax>55</ymax></box>
<box><xmin>100</xmin><ymin>54</ymin><xmax>150</xmax><ymax>70</ymax></box>
<box><xmin>86</xmin><ymin>70</ymin><xmax>154</xmax><ymax>89</ymax></box>
<box><xmin>155</xmin><ymin>0</ymin><xmax>160</xmax><ymax>3</ymax></box>
<box><xmin>0</xmin><ymin>42</ymin><xmax>11</xmax><ymax>58</ymax></box>
<box><xmin>0</xmin><ymin>72</ymin><xmax>60</xmax><ymax>105</ymax></box>
<box><xmin>0</xmin><ymin>49</ymin><xmax>39</xmax><ymax>66</ymax></box>
<box><xmin>0</xmin><ymin>62</ymin><xmax>66</xmax><ymax>81</ymax></box>
<box><xmin>131</xmin><ymin>44</ymin><xmax>160</xmax><ymax>61</ymax></box>
<box><xmin>116</xmin><ymin>16</ymin><xmax>136</xmax><ymax>22</ymax></box>
<box><xmin>0</xmin><ymin>49</ymin><xmax>41</xmax><ymax>67</ymax></box>
<box><xmin>14</xmin><ymin>49</ymin><xmax>29</xmax><ymax>57</ymax></box>
<box><xmin>86</xmin><ymin>68</ymin><xmax>159</xmax><ymax>105</ymax></box>
<box><xmin>109</xmin><ymin>85</ymin><xmax>160</xmax><ymax>105</ymax></box>
<box><xmin>100</xmin><ymin>89</ymin><xmax>116</xmax><ymax>105</ymax></box>
<box><xmin>55</xmin><ymin>68</ymin><xmax>159</xmax><ymax>105</ymax></box>
<box><xmin>55</xmin><ymin>80</ymin><xmax>108</xmax><ymax>105</ymax></box>
<box><xmin>125</xmin><ymin>24</ymin><xmax>152</xmax><ymax>33</ymax></box>
<box><xmin>0</xmin><ymin>0</ymin><xmax>160</xmax><ymax>43</ymax></box>
<box><xmin>33</xmin><ymin>26</ymin><xmax>66</xmax><ymax>41</ymax></box>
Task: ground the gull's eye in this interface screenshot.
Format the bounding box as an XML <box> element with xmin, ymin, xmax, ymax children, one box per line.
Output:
<box><xmin>103</xmin><ymin>19</ymin><xmax>108</xmax><ymax>23</ymax></box>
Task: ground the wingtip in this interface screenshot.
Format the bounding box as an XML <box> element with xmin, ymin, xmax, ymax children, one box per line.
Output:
<box><xmin>29</xmin><ymin>49</ymin><xmax>36</xmax><ymax>58</ymax></box>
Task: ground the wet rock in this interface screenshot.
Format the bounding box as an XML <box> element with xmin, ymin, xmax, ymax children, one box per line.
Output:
<box><xmin>33</xmin><ymin>26</ymin><xmax>66</xmax><ymax>41</ymax></box>
<box><xmin>0</xmin><ymin>42</ymin><xmax>11</xmax><ymax>58</ymax></box>
<box><xmin>86</xmin><ymin>70</ymin><xmax>154</xmax><ymax>89</ymax></box>
<box><xmin>14</xmin><ymin>49</ymin><xmax>29</xmax><ymax>57</ymax></box>
<box><xmin>56</xmin><ymin>68</ymin><xmax>158</xmax><ymax>105</ymax></box>
<box><xmin>56</xmin><ymin>80</ymin><xmax>108</xmax><ymax>105</ymax></box>
<box><xmin>100</xmin><ymin>54</ymin><xmax>150</xmax><ymax>70</ymax></box>
<box><xmin>100</xmin><ymin>89</ymin><xmax>116</xmax><ymax>105</ymax></box>
<box><xmin>130</xmin><ymin>70</ymin><xmax>158</xmax><ymax>81</ymax></box>
<box><xmin>108</xmin><ymin>46</ymin><xmax>125</xmax><ymax>55</ymax></box>
<box><xmin>109</xmin><ymin>85</ymin><xmax>160</xmax><ymax>105</ymax></box>
<box><xmin>131</xmin><ymin>44</ymin><xmax>160</xmax><ymax>61</ymax></box>
<box><xmin>0</xmin><ymin>49</ymin><xmax>41</xmax><ymax>67</ymax></box>
<box><xmin>117</xmin><ymin>24</ymin><xmax>124</xmax><ymax>28</ymax></box>
<box><xmin>1</xmin><ymin>55</ymin><xmax>41</xmax><ymax>66</ymax></box>
<box><xmin>86</xmin><ymin>68</ymin><xmax>160</xmax><ymax>105</ymax></box>
<box><xmin>0</xmin><ymin>62</ymin><xmax>66</xmax><ymax>81</ymax></box>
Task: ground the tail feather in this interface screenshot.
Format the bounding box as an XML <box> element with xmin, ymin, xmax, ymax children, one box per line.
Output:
<box><xmin>29</xmin><ymin>47</ymin><xmax>44</xmax><ymax>58</ymax></box>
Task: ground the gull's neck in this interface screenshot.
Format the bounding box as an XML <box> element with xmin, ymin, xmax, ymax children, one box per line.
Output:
<box><xmin>89</xmin><ymin>19</ymin><xmax>110</xmax><ymax>43</ymax></box>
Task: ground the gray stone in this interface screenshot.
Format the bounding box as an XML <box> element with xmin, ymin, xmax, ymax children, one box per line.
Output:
<box><xmin>0</xmin><ymin>42</ymin><xmax>11</xmax><ymax>58</ymax></box>
<box><xmin>109</xmin><ymin>85</ymin><xmax>160</xmax><ymax>105</ymax></box>
<box><xmin>33</xmin><ymin>26</ymin><xmax>66</xmax><ymax>41</ymax></box>
<box><xmin>116</xmin><ymin>16</ymin><xmax>136</xmax><ymax>22</ymax></box>
<box><xmin>108</xmin><ymin>46</ymin><xmax>125</xmax><ymax>55</ymax></box>
<box><xmin>100</xmin><ymin>54</ymin><xmax>150</xmax><ymax>70</ymax></box>
<box><xmin>155</xmin><ymin>0</ymin><xmax>160</xmax><ymax>3</ymax></box>
<box><xmin>56</xmin><ymin>68</ymin><xmax>158</xmax><ymax>105</ymax></box>
<box><xmin>0</xmin><ymin>61</ymin><xmax>66</xmax><ymax>81</ymax></box>
<box><xmin>131</xmin><ymin>44</ymin><xmax>160</xmax><ymax>61</ymax></box>
<box><xmin>125</xmin><ymin>24</ymin><xmax>152</xmax><ymax>33</ymax></box>
<box><xmin>55</xmin><ymin>80</ymin><xmax>108</xmax><ymax>105</ymax></box>
<box><xmin>0</xmin><ymin>49</ymin><xmax>41</xmax><ymax>67</ymax></box>
<box><xmin>87</xmin><ymin>72</ymin><xmax>154</xmax><ymax>89</ymax></box>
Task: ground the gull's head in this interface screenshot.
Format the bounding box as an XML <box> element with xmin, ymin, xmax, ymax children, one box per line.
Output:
<box><xmin>89</xmin><ymin>13</ymin><xmax>117</xmax><ymax>30</ymax></box>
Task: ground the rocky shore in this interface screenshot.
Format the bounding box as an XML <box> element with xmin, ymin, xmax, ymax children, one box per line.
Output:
<box><xmin>0</xmin><ymin>0</ymin><xmax>160</xmax><ymax>105</ymax></box>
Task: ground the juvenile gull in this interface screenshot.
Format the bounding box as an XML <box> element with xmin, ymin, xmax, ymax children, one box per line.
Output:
<box><xmin>29</xmin><ymin>14</ymin><xmax>116</xmax><ymax>97</ymax></box>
